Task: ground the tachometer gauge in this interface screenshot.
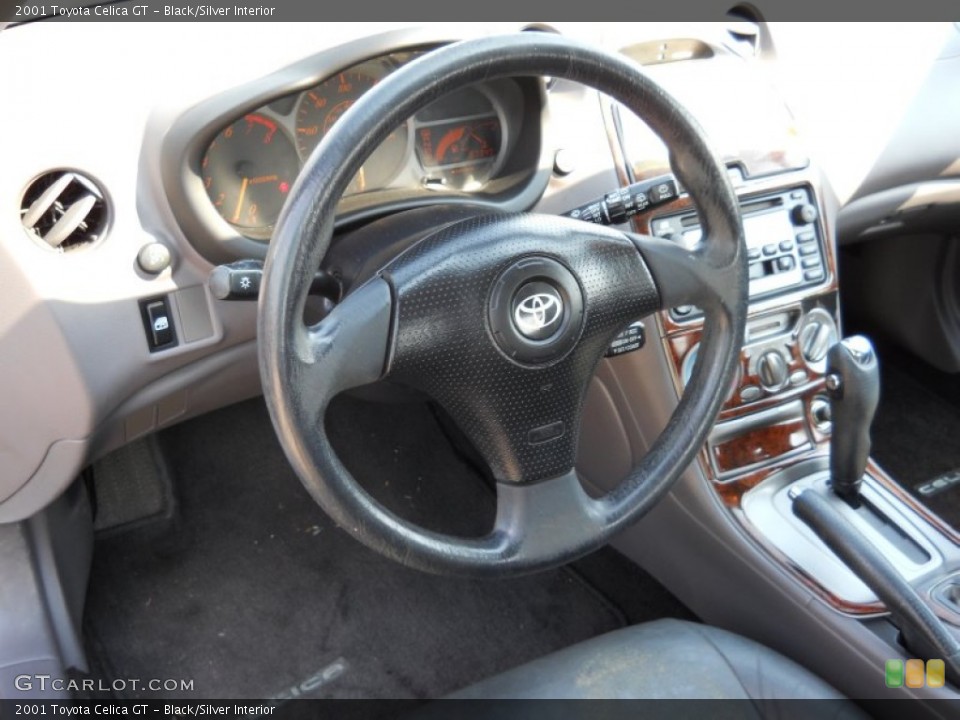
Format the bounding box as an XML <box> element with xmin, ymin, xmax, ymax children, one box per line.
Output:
<box><xmin>295</xmin><ymin>71</ymin><xmax>409</xmax><ymax>195</ymax></box>
<box><xmin>201</xmin><ymin>113</ymin><xmax>299</xmax><ymax>239</ymax></box>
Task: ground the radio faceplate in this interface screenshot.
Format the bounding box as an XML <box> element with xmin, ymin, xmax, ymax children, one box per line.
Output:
<box><xmin>651</xmin><ymin>186</ymin><xmax>826</xmax><ymax>322</ymax></box>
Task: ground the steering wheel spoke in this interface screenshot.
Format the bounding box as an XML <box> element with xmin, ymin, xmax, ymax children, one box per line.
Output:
<box><xmin>275</xmin><ymin>278</ymin><xmax>394</xmax><ymax>422</ymax></box>
<box><xmin>627</xmin><ymin>230</ymin><xmax>745</xmax><ymax>314</ymax></box>
<box><xmin>492</xmin><ymin>470</ymin><xmax>607</xmax><ymax>567</ymax></box>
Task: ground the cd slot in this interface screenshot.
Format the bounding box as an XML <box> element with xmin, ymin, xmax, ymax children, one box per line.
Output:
<box><xmin>740</xmin><ymin>197</ymin><xmax>784</xmax><ymax>215</ymax></box>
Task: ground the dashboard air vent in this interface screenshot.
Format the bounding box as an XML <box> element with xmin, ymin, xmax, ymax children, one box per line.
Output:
<box><xmin>20</xmin><ymin>170</ymin><xmax>109</xmax><ymax>251</ymax></box>
<box><xmin>725</xmin><ymin>6</ymin><xmax>764</xmax><ymax>58</ymax></box>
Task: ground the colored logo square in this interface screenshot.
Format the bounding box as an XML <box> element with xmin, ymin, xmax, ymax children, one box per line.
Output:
<box><xmin>927</xmin><ymin>659</ymin><xmax>946</xmax><ymax>689</ymax></box>
<box><xmin>905</xmin><ymin>659</ymin><xmax>925</xmax><ymax>688</ymax></box>
<box><xmin>885</xmin><ymin>659</ymin><xmax>904</xmax><ymax>688</ymax></box>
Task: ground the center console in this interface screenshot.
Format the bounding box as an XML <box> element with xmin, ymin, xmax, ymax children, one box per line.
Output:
<box><xmin>578</xmin><ymin>29</ymin><xmax>960</xmax><ymax>704</ymax></box>
<box><xmin>639</xmin><ymin>160</ymin><xmax>960</xmax><ymax>617</ymax></box>
<box><xmin>636</xmin><ymin>166</ymin><xmax>960</xmax><ymax>618</ymax></box>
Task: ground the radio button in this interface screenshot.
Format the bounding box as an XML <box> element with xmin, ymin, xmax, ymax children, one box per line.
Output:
<box><xmin>779</xmin><ymin>240</ymin><xmax>795</xmax><ymax>252</ymax></box>
<box><xmin>801</xmin><ymin>257</ymin><xmax>820</xmax><ymax>269</ymax></box>
<box><xmin>763</xmin><ymin>244</ymin><xmax>778</xmax><ymax>257</ymax></box>
<box><xmin>797</xmin><ymin>231</ymin><xmax>816</xmax><ymax>244</ymax></box>
<box><xmin>799</xmin><ymin>244</ymin><xmax>818</xmax><ymax>257</ymax></box>
<box><xmin>804</xmin><ymin>268</ymin><xmax>825</xmax><ymax>282</ymax></box>
<box><xmin>653</xmin><ymin>220</ymin><xmax>673</xmax><ymax>237</ymax></box>
<box><xmin>777</xmin><ymin>256</ymin><xmax>796</xmax><ymax>272</ymax></box>
<box><xmin>748</xmin><ymin>247</ymin><xmax>761</xmax><ymax>261</ymax></box>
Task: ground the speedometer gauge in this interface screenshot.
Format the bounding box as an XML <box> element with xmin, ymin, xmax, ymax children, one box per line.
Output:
<box><xmin>295</xmin><ymin>71</ymin><xmax>409</xmax><ymax>195</ymax></box>
<box><xmin>201</xmin><ymin>113</ymin><xmax>298</xmax><ymax>239</ymax></box>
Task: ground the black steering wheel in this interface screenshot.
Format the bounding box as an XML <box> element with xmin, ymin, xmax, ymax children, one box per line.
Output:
<box><xmin>259</xmin><ymin>33</ymin><xmax>746</xmax><ymax>577</ymax></box>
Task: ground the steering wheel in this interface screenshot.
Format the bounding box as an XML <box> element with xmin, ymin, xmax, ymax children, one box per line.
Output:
<box><xmin>259</xmin><ymin>33</ymin><xmax>746</xmax><ymax>577</ymax></box>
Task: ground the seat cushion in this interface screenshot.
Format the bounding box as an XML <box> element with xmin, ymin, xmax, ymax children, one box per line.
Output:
<box><xmin>447</xmin><ymin>618</ymin><xmax>862</xmax><ymax>705</ymax></box>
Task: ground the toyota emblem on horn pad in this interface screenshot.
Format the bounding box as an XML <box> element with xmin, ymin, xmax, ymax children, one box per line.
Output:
<box><xmin>489</xmin><ymin>258</ymin><xmax>583</xmax><ymax>365</ymax></box>
<box><xmin>512</xmin><ymin>286</ymin><xmax>564</xmax><ymax>341</ymax></box>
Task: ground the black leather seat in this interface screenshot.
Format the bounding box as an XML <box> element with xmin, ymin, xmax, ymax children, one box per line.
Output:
<box><xmin>433</xmin><ymin>619</ymin><xmax>869</xmax><ymax>717</ymax></box>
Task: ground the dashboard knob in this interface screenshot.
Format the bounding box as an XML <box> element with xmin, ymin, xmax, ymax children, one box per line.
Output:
<box><xmin>757</xmin><ymin>350</ymin><xmax>789</xmax><ymax>390</ymax></box>
<box><xmin>791</xmin><ymin>203</ymin><xmax>818</xmax><ymax>226</ymax></box>
<box><xmin>800</xmin><ymin>320</ymin><xmax>833</xmax><ymax>364</ymax></box>
<box><xmin>810</xmin><ymin>395</ymin><xmax>832</xmax><ymax>432</ymax></box>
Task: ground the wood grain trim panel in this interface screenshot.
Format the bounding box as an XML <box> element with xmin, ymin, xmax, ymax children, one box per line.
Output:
<box><xmin>711</xmin><ymin>417</ymin><xmax>810</xmax><ymax>477</ymax></box>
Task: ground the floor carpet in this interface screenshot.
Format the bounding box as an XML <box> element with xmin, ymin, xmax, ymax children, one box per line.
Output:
<box><xmin>865</xmin><ymin>342</ymin><xmax>960</xmax><ymax>529</ymax></box>
<box><xmin>83</xmin><ymin>395</ymin><xmax>693</xmax><ymax>701</ymax></box>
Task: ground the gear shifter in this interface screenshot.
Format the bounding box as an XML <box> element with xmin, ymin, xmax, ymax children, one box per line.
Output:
<box><xmin>826</xmin><ymin>336</ymin><xmax>880</xmax><ymax>506</ymax></box>
<box><xmin>793</xmin><ymin>335</ymin><xmax>960</xmax><ymax>681</ymax></box>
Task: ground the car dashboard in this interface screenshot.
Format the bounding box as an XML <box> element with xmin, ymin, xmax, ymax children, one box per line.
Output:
<box><xmin>5</xmin><ymin>15</ymin><xmax>960</xmax><ymax>707</ymax></box>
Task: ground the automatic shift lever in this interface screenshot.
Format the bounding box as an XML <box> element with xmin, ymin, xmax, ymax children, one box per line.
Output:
<box><xmin>826</xmin><ymin>336</ymin><xmax>880</xmax><ymax>505</ymax></box>
<box><xmin>794</xmin><ymin>336</ymin><xmax>960</xmax><ymax>681</ymax></box>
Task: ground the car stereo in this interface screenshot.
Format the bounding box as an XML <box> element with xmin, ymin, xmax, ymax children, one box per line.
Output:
<box><xmin>651</xmin><ymin>186</ymin><xmax>827</xmax><ymax>321</ymax></box>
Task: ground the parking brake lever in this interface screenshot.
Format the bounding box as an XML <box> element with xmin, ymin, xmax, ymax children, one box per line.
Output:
<box><xmin>826</xmin><ymin>336</ymin><xmax>880</xmax><ymax>506</ymax></box>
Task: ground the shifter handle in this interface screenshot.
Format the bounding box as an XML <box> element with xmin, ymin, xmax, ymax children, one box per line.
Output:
<box><xmin>826</xmin><ymin>336</ymin><xmax>880</xmax><ymax>504</ymax></box>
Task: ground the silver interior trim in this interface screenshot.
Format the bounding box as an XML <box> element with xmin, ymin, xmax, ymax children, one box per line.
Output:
<box><xmin>743</xmin><ymin>459</ymin><xmax>946</xmax><ymax>606</ymax></box>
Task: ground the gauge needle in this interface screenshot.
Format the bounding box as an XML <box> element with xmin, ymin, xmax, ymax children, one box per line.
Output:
<box><xmin>232</xmin><ymin>177</ymin><xmax>249</xmax><ymax>223</ymax></box>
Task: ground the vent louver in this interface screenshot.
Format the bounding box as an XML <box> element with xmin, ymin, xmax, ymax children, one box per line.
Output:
<box><xmin>725</xmin><ymin>7</ymin><xmax>764</xmax><ymax>58</ymax></box>
<box><xmin>20</xmin><ymin>170</ymin><xmax>109</xmax><ymax>251</ymax></box>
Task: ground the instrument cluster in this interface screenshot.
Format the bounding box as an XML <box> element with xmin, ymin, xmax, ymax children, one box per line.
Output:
<box><xmin>199</xmin><ymin>50</ymin><xmax>520</xmax><ymax>240</ymax></box>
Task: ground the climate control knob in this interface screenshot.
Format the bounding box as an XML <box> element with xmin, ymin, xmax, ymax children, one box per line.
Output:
<box><xmin>800</xmin><ymin>320</ymin><xmax>834</xmax><ymax>364</ymax></box>
<box><xmin>757</xmin><ymin>350</ymin><xmax>789</xmax><ymax>390</ymax></box>
<box><xmin>796</xmin><ymin>309</ymin><xmax>839</xmax><ymax>374</ymax></box>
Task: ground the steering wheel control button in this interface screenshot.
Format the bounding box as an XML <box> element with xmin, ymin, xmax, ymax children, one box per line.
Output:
<box><xmin>137</xmin><ymin>242</ymin><xmax>172</xmax><ymax>274</ymax></box>
<box><xmin>488</xmin><ymin>256</ymin><xmax>584</xmax><ymax>365</ymax></box>
<box><xmin>528</xmin><ymin>421</ymin><xmax>565</xmax><ymax>445</ymax></box>
<box><xmin>513</xmin><ymin>282</ymin><xmax>564</xmax><ymax>341</ymax></box>
<box><xmin>140</xmin><ymin>296</ymin><xmax>177</xmax><ymax>352</ymax></box>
